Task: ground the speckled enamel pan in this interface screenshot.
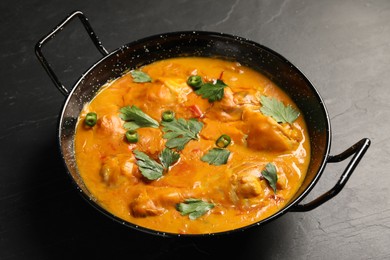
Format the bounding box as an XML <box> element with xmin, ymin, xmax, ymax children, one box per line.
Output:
<box><xmin>35</xmin><ymin>10</ymin><xmax>370</xmax><ymax>237</ymax></box>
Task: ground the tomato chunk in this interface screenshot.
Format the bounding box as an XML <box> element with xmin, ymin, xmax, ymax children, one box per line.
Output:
<box><xmin>188</xmin><ymin>105</ymin><xmax>203</xmax><ymax>118</ymax></box>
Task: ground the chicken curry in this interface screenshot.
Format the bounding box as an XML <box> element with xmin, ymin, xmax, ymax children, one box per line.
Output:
<box><xmin>74</xmin><ymin>57</ymin><xmax>310</xmax><ymax>234</ymax></box>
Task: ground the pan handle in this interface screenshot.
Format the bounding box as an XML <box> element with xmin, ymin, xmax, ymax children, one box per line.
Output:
<box><xmin>290</xmin><ymin>138</ymin><xmax>371</xmax><ymax>212</ymax></box>
<box><xmin>35</xmin><ymin>10</ymin><xmax>109</xmax><ymax>96</ymax></box>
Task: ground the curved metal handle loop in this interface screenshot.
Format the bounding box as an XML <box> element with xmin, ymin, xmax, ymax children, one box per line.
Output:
<box><xmin>291</xmin><ymin>138</ymin><xmax>371</xmax><ymax>212</ymax></box>
<box><xmin>35</xmin><ymin>10</ymin><xmax>109</xmax><ymax>96</ymax></box>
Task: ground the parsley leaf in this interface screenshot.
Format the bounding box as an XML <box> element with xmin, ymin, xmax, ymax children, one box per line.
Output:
<box><xmin>119</xmin><ymin>105</ymin><xmax>159</xmax><ymax>130</ymax></box>
<box><xmin>162</xmin><ymin>118</ymin><xmax>203</xmax><ymax>150</ymax></box>
<box><xmin>176</xmin><ymin>198</ymin><xmax>214</xmax><ymax>220</ymax></box>
<box><xmin>130</xmin><ymin>70</ymin><xmax>152</xmax><ymax>83</ymax></box>
<box><xmin>259</xmin><ymin>95</ymin><xmax>300</xmax><ymax>124</ymax></box>
<box><xmin>201</xmin><ymin>148</ymin><xmax>230</xmax><ymax>166</ymax></box>
<box><xmin>134</xmin><ymin>148</ymin><xmax>180</xmax><ymax>180</ymax></box>
<box><xmin>195</xmin><ymin>79</ymin><xmax>228</xmax><ymax>102</ymax></box>
<box><xmin>159</xmin><ymin>147</ymin><xmax>180</xmax><ymax>170</ymax></box>
<box><xmin>133</xmin><ymin>150</ymin><xmax>164</xmax><ymax>180</ymax></box>
<box><xmin>261</xmin><ymin>163</ymin><xmax>278</xmax><ymax>193</ymax></box>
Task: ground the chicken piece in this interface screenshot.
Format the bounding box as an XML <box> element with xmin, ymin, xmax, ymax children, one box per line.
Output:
<box><xmin>135</xmin><ymin>128</ymin><xmax>165</xmax><ymax>156</ymax></box>
<box><xmin>229</xmin><ymin>164</ymin><xmax>265</xmax><ymax>204</ymax></box>
<box><xmin>200</xmin><ymin>118</ymin><xmax>247</xmax><ymax>145</ymax></box>
<box><xmin>96</xmin><ymin>115</ymin><xmax>126</xmax><ymax>137</ymax></box>
<box><xmin>139</xmin><ymin>80</ymin><xmax>193</xmax><ymax>119</ymax></box>
<box><xmin>120</xmin><ymin>157</ymin><xmax>142</xmax><ymax>184</ymax></box>
<box><xmin>144</xmin><ymin>83</ymin><xmax>176</xmax><ymax>106</ymax></box>
<box><xmin>233</xmin><ymin>91</ymin><xmax>260</xmax><ymax>105</ymax></box>
<box><xmin>205</xmin><ymin>87</ymin><xmax>244</xmax><ymax>121</ymax></box>
<box><xmin>276</xmin><ymin>172</ymin><xmax>288</xmax><ymax>190</ymax></box>
<box><xmin>130</xmin><ymin>192</ymin><xmax>166</xmax><ymax>218</ymax></box>
<box><xmin>233</xmin><ymin>173</ymin><xmax>262</xmax><ymax>198</ymax></box>
<box><xmin>163</xmin><ymin>78</ymin><xmax>192</xmax><ymax>103</ymax></box>
<box><xmin>242</xmin><ymin>108</ymin><xmax>298</xmax><ymax>152</ymax></box>
<box><xmin>218</xmin><ymin>87</ymin><xmax>236</xmax><ymax>111</ymax></box>
<box><xmin>100</xmin><ymin>157</ymin><xmax>120</xmax><ymax>186</ymax></box>
<box><xmin>120</xmin><ymin>159</ymin><xmax>136</xmax><ymax>177</ymax></box>
<box><xmin>100</xmin><ymin>154</ymin><xmax>142</xmax><ymax>186</ymax></box>
<box><xmin>129</xmin><ymin>186</ymin><xmax>192</xmax><ymax>217</ymax></box>
<box><xmin>153</xmin><ymin>188</ymin><xmax>188</xmax><ymax>207</ymax></box>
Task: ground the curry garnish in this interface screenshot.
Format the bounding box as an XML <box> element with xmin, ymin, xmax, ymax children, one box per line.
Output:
<box><xmin>201</xmin><ymin>148</ymin><xmax>231</xmax><ymax>166</ymax></box>
<box><xmin>162</xmin><ymin>118</ymin><xmax>203</xmax><ymax>150</ymax></box>
<box><xmin>176</xmin><ymin>199</ymin><xmax>215</xmax><ymax>220</ymax></box>
<box><xmin>161</xmin><ymin>110</ymin><xmax>175</xmax><ymax>122</ymax></box>
<box><xmin>159</xmin><ymin>147</ymin><xmax>180</xmax><ymax>171</ymax></box>
<box><xmin>84</xmin><ymin>112</ymin><xmax>97</xmax><ymax>127</ymax></box>
<box><xmin>259</xmin><ymin>95</ymin><xmax>300</xmax><ymax>124</ymax></box>
<box><xmin>125</xmin><ymin>130</ymin><xmax>139</xmax><ymax>143</ymax></box>
<box><xmin>187</xmin><ymin>75</ymin><xmax>203</xmax><ymax>89</ymax></box>
<box><xmin>261</xmin><ymin>163</ymin><xmax>278</xmax><ymax>193</ymax></box>
<box><xmin>130</xmin><ymin>70</ymin><xmax>152</xmax><ymax>83</ymax></box>
<box><xmin>119</xmin><ymin>105</ymin><xmax>159</xmax><ymax>130</ymax></box>
<box><xmin>215</xmin><ymin>134</ymin><xmax>231</xmax><ymax>148</ymax></box>
<box><xmin>195</xmin><ymin>79</ymin><xmax>228</xmax><ymax>102</ymax></box>
<box><xmin>133</xmin><ymin>150</ymin><xmax>164</xmax><ymax>180</ymax></box>
<box><xmin>134</xmin><ymin>148</ymin><xmax>180</xmax><ymax>180</ymax></box>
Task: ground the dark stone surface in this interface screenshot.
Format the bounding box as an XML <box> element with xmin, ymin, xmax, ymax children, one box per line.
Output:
<box><xmin>0</xmin><ymin>0</ymin><xmax>388</xmax><ymax>259</ymax></box>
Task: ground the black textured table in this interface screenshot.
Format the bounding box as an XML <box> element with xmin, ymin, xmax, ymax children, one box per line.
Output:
<box><xmin>1</xmin><ymin>0</ymin><xmax>388</xmax><ymax>259</ymax></box>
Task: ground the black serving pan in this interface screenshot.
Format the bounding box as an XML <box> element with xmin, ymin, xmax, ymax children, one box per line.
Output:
<box><xmin>35</xmin><ymin>11</ymin><xmax>370</xmax><ymax>237</ymax></box>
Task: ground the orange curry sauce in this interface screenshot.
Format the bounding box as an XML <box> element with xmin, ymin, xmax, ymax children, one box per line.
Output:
<box><xmin>74</xmin><ymin>57</ymin><xmax>310</xmax><ymax>234</ymax></box>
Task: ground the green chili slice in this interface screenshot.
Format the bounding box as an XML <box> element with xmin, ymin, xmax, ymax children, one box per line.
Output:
<box><xmin>216</xmin><ymin>134</ymin><xmax>231</xmax><ymax>148</ymax></box>
<box><xmin>125</xmin><ymin>130</ymin><xmax>139</xmax><ymax>143</ymax></box>
<box><xmin>187</xmin><ymin>75</ymin><xmax>203</xmax><ymax>89</ymax></box>
<box><xmin>85</xmin><ymin>112</ymin><xmax>97</xmax><ymax>127</ymax></box>
<box><xmin>161</xmin><ymin>110</ymin><xmax>175</xmax><ymax>122</ymax></box>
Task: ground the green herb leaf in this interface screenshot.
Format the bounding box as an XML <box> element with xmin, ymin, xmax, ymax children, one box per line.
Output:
<box><xmin>119</xmin><ymin>105</ymin><xmax>159</xmax><ymax>130</ymax></box>
<box><xmin>133</xmin><ymin>150</ymin><xmax>164</xmax><ymax>180</ymax></box>
<box><xmin>259</xmin><ymin>95</ymin><xmax>300</xmax><ymax>124</ymax></box>
<box><xmin>201</xmin><ymin>148</ymin><xmax>230</xmax><ymax>166</ymax></box>
<box><xmin>176</xmin><ymin>198</ymin><xmax>214</xmax><ymax>220</ymax></box>
<box><xmin>159</xmin><ymin>148</ymin><xmax>180</xmax><ymax>170</ymax></box>
<box><xmin>130</xmin><ymin>70</ymin><xmax>152</xmax><ymax>83</ymax></box>
<box><xmin>261</xmin><ymin>163</ymin><xmax>278</xmax><ymax>193</ymax></box>
<box><xmin>162</xmin><ymin>118</ymin><xmax>203</xmax><ymax>150</ymax></box>
<box><xmin>195</xmin><ymin>79</ymin><xmax>228</xmax><ymax>102</ymax></box>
